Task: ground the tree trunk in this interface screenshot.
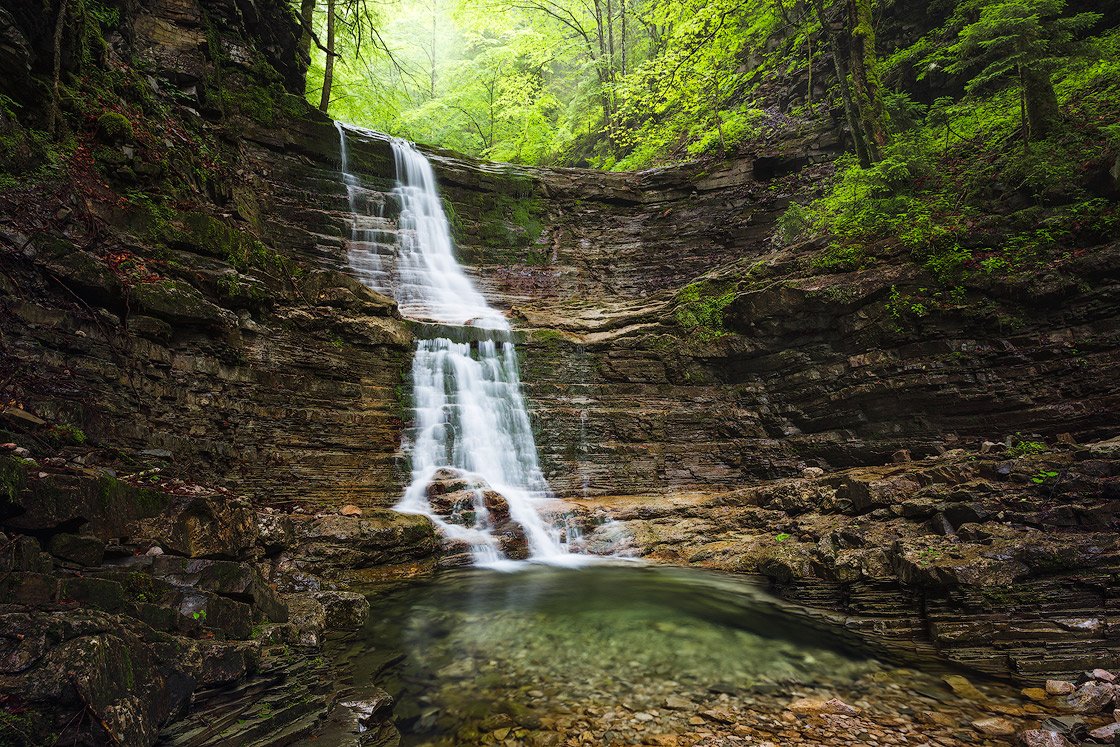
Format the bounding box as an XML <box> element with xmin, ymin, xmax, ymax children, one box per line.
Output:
<box><xmin>318</xmin><ymin>0</ymin><xmax>335</xmax><ymax>112</ymax></box>
<box><xmin>846</xmin><ymin>0</ymin><xmax>887</xmax><ymax>159</ymax></box>
<box><xmin>430</xmin><ymin>0</ymin><xmax>438</xmax><ymax>98</ymax></box>
<box><xmin>1022</xmin><ymin>65</ymin><xmax>1059</xmax><ymax>142</ymax></box>
<box><xmin>298</xmin><ymin>0</ymin><xmax>316</xmax><ymax>63</ymax></box>
<box><xmin>806</xmin><ymin>28</ymin><xmax>815</xmax><ymax>115</ymax></box>
<box><xmin>591</xmin><ymin>0</ymin><xmax>612</xmax><ymax>126</ymax></box>
<box><xmin>620</xmin><ymin>0</ymin><xmax>627</xmax><ymax>76</ymax></box>
<box><xmin>49</xmin><ymin>0</ymin><xmax>70</xmax><ymax>135</ymax></box>
<box><xmin>811</xmin><ymin>0</ymin><xmax>871</xmax><ymax>167</ymax></box>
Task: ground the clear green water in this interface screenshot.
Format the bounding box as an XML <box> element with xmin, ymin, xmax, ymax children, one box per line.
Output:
<box><xmin>330</xmin><ymin>564</ymin><xmax>1015</xmax><ymax>746</ymax></box>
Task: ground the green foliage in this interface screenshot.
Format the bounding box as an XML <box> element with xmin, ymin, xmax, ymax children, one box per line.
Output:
<box><xmin>1031</xmin><ymin>469</ymin><xmax>1060</xmax><ymax>484</ymax></box>
<box><xmin>310</xmin><ymin>0</ymin><xmax>782</xmax><ymax>167</ymax></box>
<box><xmin>797</xmin><ymin>17</ymin><xmax>1119</xmax><ymax>292</ymax></box>
<box><xmin>674</xmin><ymin>280</ymin><xmax>736</xmax><ymax>340</ymax></box>
<box><xmin>1008</xmin><ymin>437</ymin><xmax>1047</xmax><ymax>457</ymax></box>
<box><xmin>48</xmin><ymin>424</ymin><xmax>88</xmax><ymax>446</ymax></box>
<box><xmin>777</xmin><ymin>202</ymin><xmax>813</xmax><ymax>244</ymax></box>
<box><xmin>774</xmin><ymin>533</ymin><xmax>792</xmax><ymax>543</ymax></box>
<box><xmin>946</xmin><ymin>0</ymin><xmax>1101</xmax><ymax>94</ymax></box>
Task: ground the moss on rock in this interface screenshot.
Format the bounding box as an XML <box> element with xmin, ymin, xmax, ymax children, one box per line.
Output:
<box><xmin>95</xmin><ymin>111</ymin><xmax>134</xmax><ymax>143</ymax></box>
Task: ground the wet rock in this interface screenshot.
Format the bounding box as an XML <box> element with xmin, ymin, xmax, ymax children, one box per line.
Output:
<box><xmin>1089</xmin><ymin>722</ymin><xmax>1120</xmax><ymax>741</ymax></box>
<box><xmin>787</xmin><ymin>697</ymin><xmax>859</xmax><ymax>716</ymax></box>
<box><xmin>47</xmin><ymin>533</ymin><xmax>105</xmax><ymax>566</ymax></box>
<box><xmin>4</xmin><ymin>470</ymin><xmax>171</xmax><ymax>538</ymax></box>
<box><xmin>1018</xmin><ymin>730</ymin><xmax>1076</xmax><ymax>747</ymax></box>
<box><xmin>136</xmin><ymin>495</ymin><xmax>259</xmax><ymax>560</ymax></box>
<box><xmin>132</xmin><ymin>279</ymin><xmax>236</xmax><ymax>329</ymax></box>
<box><xmin>150</xmin><ymin>555</ymin><xmax>288</xmax><ymax>622</ymax></box>
<box><xmin>663</xmin><ymin>695</ymin><xmax>694</xmax><ymax>710</ymax></box>
<box><xmin>285</xmin><ymin>594</ymin><xmax>327</xmax><ymax>647</ymax></box>
<box><xmin>0</xmin><ymin>609</ymin><xmax>194</xmax><ymax>746</ymax></box>
<box><xmin>312</xmin><ymin>590</ymin><xmax>369</xmax><ymax>630</ymax></box>
<box><xmin>256</xmin><ymin>511</ymin><xmax>296</xmax><ymax>554</ymax></box>
<box><xmin>289</xmin><ymin>510</ymin><xmax>439</xmax><ymax>576</ymax></box>
<box><xmin>495</xmin><ymin>521</ymin><xmax>531</xmax><ymax>560</ymax></box>
<box><xmin>972</xmin><ymin>716</ymin><xmax>1016</xmax><ymax>736</ymax></box>
<box><xmin>1065</xmin><ymin>681</ymin><xmax>1115</xmax><ymax>713</ymax></box>
<box><xmin>944</xmin><ymin>674</ymin><xmax>987</xmax><ymax>701</ymax></box>
<box><xmin>1047</xmin><ymin>680</ymin><xmax>1076</xmax><ymax>696</ymax></box>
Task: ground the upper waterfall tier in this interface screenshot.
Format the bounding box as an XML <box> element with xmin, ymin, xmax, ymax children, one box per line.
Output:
<box><xmin>337</xmin><ymin>122</ymin><xmax>508</xmax><ymax>330</ymax></box>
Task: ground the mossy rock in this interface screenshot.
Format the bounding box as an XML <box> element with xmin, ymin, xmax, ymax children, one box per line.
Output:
<box><xmin>31</xmin><ymin>235</ymin><xmax>123</xmax><ymax>306</ymax></box>
<box><xmin>0</xmin><ymin>453</ymin><xmax>28</xmax><ymax>515</ymax></box>
<box><xmin>95</xmin><ymin>111</ymin><xmax>134</xmax><ymax>143</ymax></box>
<box><xmin>132</xmin><ymin>279</ymin><xmax>235</xmax><ymax>328</ymax></box>
<box><xmin>4</xmin><ymin>470</ymin><xmax>171</xmax><ymax>538</ymax></box>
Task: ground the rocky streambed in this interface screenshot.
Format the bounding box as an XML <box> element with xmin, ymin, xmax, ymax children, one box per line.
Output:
<box><xmin>325</xmin><ymin>565</ymin><xmax>1120</xmax><ymax>747</ymax></box>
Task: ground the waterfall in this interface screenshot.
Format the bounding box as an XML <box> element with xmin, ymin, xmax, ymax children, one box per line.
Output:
<box><xmin>336</xmin><ymin>123</ymin><xmax>572</xmax><ymax>563</ymax></box>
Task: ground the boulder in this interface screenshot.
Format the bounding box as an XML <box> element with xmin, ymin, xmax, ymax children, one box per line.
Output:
<box><xmin>1047</xmin><ymin>680</ymin><xmax>1076</xmax><ymax>696</ymax></box>
<box><xmin>290</xmin><ymin>510</ymin><xmax>438</xmax><ymax>575</ymax></box>
<box><xmin>285</xmin><ymin>594</ymin><xmax>326</xmax><ymax>647</ymax></box>
<box><xmin>150</xmin><ymin>556</ymin><xmax>288</xmax><ymax>623</ymax></box>
<box><xmin>256</xmin><ymin>511</ymin><xmax>296</xmax><ymax>554</ymax></box>
<box><xmin>3</xmin><ymin>469</ymin><xmax>170</xmax><ymax>539</ymax></box>
<box><xmin>47</xmin><ymin>533</ymin><xmax>105</xmax><ymax>567</ymax></box>
<box><xmin>133</xmin><ymin>495</ymin><xmax>259</xmax><ymax>560</ymax></box>
<box><xmin>171</xmin><ymin>496</ymin><xmax>258</xmax><ymax>560</ymax></box>
<box><xmin>1065</xmin><ymin>681</ymin><xmax>1115</xmax><ymax>713</ymax></box>
<box><xmin>1088</xmin><ymin>722</ymin><xmax>1120</xmax><ymax>741</ymax></box>
<box><xmin>132</xmin><ymin>280</ymin><xmax>235</xmax><ymax>329</ymax></box>
<box><xmin>311</xmin><ymin>590</ymin><xmax>369</xmax><ymax>630</ymax></box>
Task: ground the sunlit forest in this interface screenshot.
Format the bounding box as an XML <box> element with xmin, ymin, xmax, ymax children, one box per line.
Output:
<box><xmin>303</xmin><ymin>0</ymin><xmax>1118</xmax><ymax>173</ymax></box>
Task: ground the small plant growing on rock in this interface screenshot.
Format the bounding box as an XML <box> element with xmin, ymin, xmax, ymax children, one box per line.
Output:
<box><xmin>774</xmin><ymin>533</ymin><xmax>792</xmax><ymax>543</ymax></box>
<box><xmin>192</xmin><ymin>609</ymin><xmax>207</xmax><ymax>622</ymax></box>
<box><xmin>1008</xmin><ymin>437</ymin><xmax>1047</xmax><ymax>457</ymax></box>
<box><xmin>1031</xmin><ymin>469</ymin><xmax>1060</xmax><ymax>484</ymax></box>
<box><xmin>48</xmin><ymin>423</ymin><xmax>86</xmax><ymax>445</ymax></box>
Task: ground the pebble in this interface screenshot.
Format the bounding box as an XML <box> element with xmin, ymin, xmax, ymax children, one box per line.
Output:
<box><xmin>943</xmin><ymin>674</ymin><xmax>986</xmax><ymax>701</ymax></box>
<box><xmin>663</xmin><ymin>695</ymin><xmax>693</xmax><ymax>710</ymax></box>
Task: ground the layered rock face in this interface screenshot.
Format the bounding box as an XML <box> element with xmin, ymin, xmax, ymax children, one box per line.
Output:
<box><xmin>256</xmin><ymin>120</ymin><xmax>1119</xmax><ymax>500</ymax></box>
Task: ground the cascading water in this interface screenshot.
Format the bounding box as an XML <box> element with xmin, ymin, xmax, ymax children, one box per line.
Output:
<box><xmin>336</xmin><ymin>123</ymin><xmax>573</xmax><ymax>563</ymax></box>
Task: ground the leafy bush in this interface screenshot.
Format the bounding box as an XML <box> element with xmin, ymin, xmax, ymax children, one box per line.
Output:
<box><xmin>674</xmin><ymin>281</ymin><xmax>737</xmax><ymax>340</ymax></box>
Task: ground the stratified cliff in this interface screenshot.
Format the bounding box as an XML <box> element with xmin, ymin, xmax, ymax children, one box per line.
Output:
<box><xmin>1</xmin><ymin>0</ymin><xmax>1119</xmax><ymax>743</ymax></box>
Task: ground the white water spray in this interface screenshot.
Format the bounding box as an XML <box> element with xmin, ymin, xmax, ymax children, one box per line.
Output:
<box><xmin>337</xmin><ymin>123</ymin><xmax>574</xmax><ymax>563</ymax></box>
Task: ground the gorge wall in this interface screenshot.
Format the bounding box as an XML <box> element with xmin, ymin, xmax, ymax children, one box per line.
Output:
<box><xmin>2</xmin><ymin>2</ymin><xmax>1120</xmax><ymax>743</ymax></box>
